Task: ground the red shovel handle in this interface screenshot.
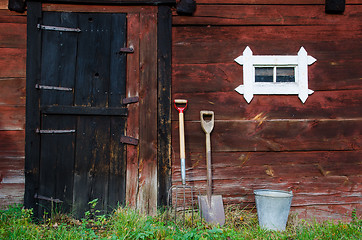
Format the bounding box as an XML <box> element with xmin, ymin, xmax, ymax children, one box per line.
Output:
<box><xmin>174</xmin><ymin>99</ymin><xmax>188</xmax><ymax>113</ymax></box>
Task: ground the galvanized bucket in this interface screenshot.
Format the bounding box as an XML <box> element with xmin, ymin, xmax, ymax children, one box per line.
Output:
<box><xmin>254</xmin><ymin>189</ymin><xmax>293</xmax><ymax>231</ymax></box>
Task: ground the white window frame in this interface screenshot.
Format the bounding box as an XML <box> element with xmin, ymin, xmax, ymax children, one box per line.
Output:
<box><xmin>234</xmin><ymin>46</ymin><xmax>316</xmax><ymax>103</ymax></box>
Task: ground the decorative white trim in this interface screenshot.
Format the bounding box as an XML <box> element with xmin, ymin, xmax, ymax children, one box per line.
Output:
<box><xmin>234</xmin><ymin>46</ymin><xmax>316</xmax><ymax>103</ymax></box>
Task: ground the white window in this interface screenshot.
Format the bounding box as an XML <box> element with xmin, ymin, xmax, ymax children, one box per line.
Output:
<box><xmin>234</xmin><ymin>46</ymin><xmax>316</xmax><ymax>103</ymax></box>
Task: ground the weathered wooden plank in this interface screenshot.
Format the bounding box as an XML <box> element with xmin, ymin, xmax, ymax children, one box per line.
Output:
<box><xmin>171</xmin><ymin>175</ymin><xmax>361</xmax><ymax>198</ymax></box>
<box><xmin>172</xmin><ymin>151</ymin><xmax>362</xmax><ymax>179</ymax></box>
<box><xmin>39</xmin><ymin>11</ymin><xmax>77</xmax><ymax>107</ymax></box>
<box><xmin>0</xmin><ymin>183</ymin><xmax>24</xmax><ymax>207</ymax></box>
<box><xmin>172</xmin><ymin>25</ymin><xmax>362</xmax><ymax>65</ymax></box>
<box><xmin>173</xmin><ymin>60</ymin><xmax>362</xmax><ymax>92</ymax></box>
<box><xmin>41</xmin><ymin>106</ymin><xmax>127</xmax><ymax>116</ymax></box>
<box><xmin>173</xmin><ymin>163</ymin><xmax>361</xmax><ymax>188</ymax></box>
<box><xmin>292</xmin><ymin>204</ymin><xmax>361</xmax><ymax>222</ymax></box>
<box><xmin>74</xmin><ymin>13</ymin><xmax>111</xmax><ymax>108</ymax></box>
<box><xmin>172</xmin><ymin>119</ymin><xmax>362</xmax><ymax>152</ymax></box>
<box><xmin>0</xmin><ymin>106</ymin><xmax>25</xmax><ymax>130</ymax></box>
<box><xmin>0</xmin><ymin>78</ymin><xmax>26</xmax><ymax>105</ymax></box>
<box><xmin>173</xmin><ymin>5</ymin><xmax>361</xmax><ymax>26</ymax></box>
<box><xmin>41</xmin><ymin>0</ymin><xmax>175</xmax><ymax>5</ymax></box>
<box><xmin>172</xmin><ymin>90</ymin><xmax>362</xmax><ymax>120</ymax></box>
<box><xmin>42</xmin><ymin>4</ymin><xmax>158</xmax><ymax>13</ymax></box>
<box><xmin>24</xmin><ymin>1</ymin><xmax>42</xmax><ymax>213</ymax></box>
<box><xmin>137</xmin><ymin>11</ymin><xmax>158</xmax><ymax>215</ymax></box>
<box><xmin>0</xmin><ymin>156</ymin><xmax>24</xmax><ymax>176</ymax></box>
<box><xmin>0</xmin><ymin>156</ymin><xmax>24</xmax><ymax>206</ymax></box>
<box><xmin>52</xmin><ymin>117</ymin><xmax>76</xmax><ymax>213</ymax></box>
<box><xmin>157</xmin><ymin>5</ymin><xmax>172</xmax><ymax>207</ymax></box>
<box><xmin>0</xmin><ymin>23</ymin><xmax>26</xmax><ymax>48</ymax></box>
<box><xmin>108</xmin><ymin>13</ymin><xmax>127</xmax><ymax>211</ymax></box>
<box><xmin>38</xmin><ymin>115</ymin><xmax>73</xmax><ymax>217</ymax></box>
<box><xmin>125</xmin><ymin>12</ymin><xmax>140</xmax><ymax>208</ymax></box>
<box><xmin>195</xmin><ymin>0</ymin><xmax>359</xmax><ymax>4</ymax></box>
<box><xmin>0</xmin><ymin>130</ymin><xmax>25</xmax><ymax>156</ymax></box>
<box><xmin>0</xmin><ymin>48</ymin><xmax>26</xmax><ymax>78</ymax></box>
<box><xmin>169</xmin><ymin>173</ymin><xmax>361</xmax><ymax>218</ymax></box>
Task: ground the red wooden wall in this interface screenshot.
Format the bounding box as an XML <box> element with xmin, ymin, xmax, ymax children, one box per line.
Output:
<box><xmin>171</xmin><ymin>0</ymin><xmax>361</xmax><ymax>221</ymax></box>
<box><xmin>0</xmin><ymin>0</ymin><xmax>26</xmax><ymax>206</ymax></box>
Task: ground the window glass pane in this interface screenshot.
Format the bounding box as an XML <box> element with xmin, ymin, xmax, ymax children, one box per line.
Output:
<box><xmin>276</xmin><ymin>67</ymin><xmax>295</xmax><ymax>82</ymax></box>
<box><xmin>255</xmin><ymin>67</ymin><xmax>273</xmax><ymax>82</ymax></box>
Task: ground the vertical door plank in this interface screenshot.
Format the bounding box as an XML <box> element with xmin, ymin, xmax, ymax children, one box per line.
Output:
<box><xmin>108</xmin><ymin>13</ymin><xmax>127</xmax><ymax>210</ymax></box>
<box><xmin>40</xmin><ymin>12</ymin><xmax>77</xmax><ymax>106</ymax></box>
<box><xmin>38</xmin><ymin>115</ymin><xmax>76</xmax><ymax>215</ymax></box>
<box><xmin>73</xmin><ymin>13</ymin><xmax>112</xmax><ymax>217</ymax></box>
<box><xmin>54</xmin><ymin>116</ymin><xmax>76</xmax><ymax>213</ymax></box>
<box><xmin>74</xmin><ymin>13</ymin><xmax>111</xmax><ymax>107</ymax></box>
<box><xmin>125</xmin><ymin>12</ymin><xmax>140</xmax><ymax>208</ymax></box>
<box><xmin>38</xmin><ymin>12</ymin><xmax>78</xmax><ymax>215</ymax></box>
<box><xmin>137</xmin><ymin>11</ymin><xmax>158</xmax><ymax>215</ymax></box>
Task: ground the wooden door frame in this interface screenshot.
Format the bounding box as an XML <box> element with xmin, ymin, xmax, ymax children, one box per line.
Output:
<box><xmin>25</xmin><ymin>1</ymin><xmax>172</xmax><ymax>215</ymax></box>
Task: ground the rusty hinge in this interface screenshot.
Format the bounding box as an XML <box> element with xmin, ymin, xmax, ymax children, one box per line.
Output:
<box><xmin>120</xmin><ymin>135</ymin><xmax>139</xmax><ymax>146</ymax></box>
<box><xmin>37</xmin><ymin>24</ymin><xmax>81</xmax><ymax>32</ymax></box>
<box><xmin>35</xmin><ymin>84</ymin><xmax>73</xmax><ymax>91</ymax></box>
<box><xmin>122</xmin><ymin>96</ymin><xmax>139</xmax><ymax>105</ymax></box>
<box><xmin>36</xmin><ymin>128</ymin><xmax>75</xmax><ymax>134</ymax></box>
<box><xmin>119</xmin><ymin>47</ymin><xmax>134</xmax><ymax>54</ymax></box>
<box><xmin>34</xmin><ymin>193</ymin><xmax>63</xmax><ymax>203</ymax></box>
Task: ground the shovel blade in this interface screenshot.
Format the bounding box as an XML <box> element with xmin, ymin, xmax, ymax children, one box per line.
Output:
<box><xmin>198</xmin><ymin>195</ymin><xmax>225</xmax><ymax>226</ymax></box>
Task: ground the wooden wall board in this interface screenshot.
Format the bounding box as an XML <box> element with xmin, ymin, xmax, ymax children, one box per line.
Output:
<box><xmin>137</xmin><ymin>11</ymin><xmax>158</xmax><ymax>215</ymax></box>
<box><xmin>0</xmin><ymin>78</ymin><xmax>26</xmax><ymax>106</ymax></box>
<box><xmin>0</xmin><ymin>156</ymin><xmax>24</xmax><ymax>176</ymax></box>
<box><xmin>0</xmin><ymin>130</ymin><xmax>25</xmax><ymax>156</ymax></box>
<box><xmin>171</xmin><ymin>120</ymin><xmax>361</xmax><ymax>152</ymax></box>
<box><xmin>195</xmin><ymin>0</ymin><xmax>359</xmax><ymax>4</ymax></box>
<box><xmin>173</xmin><ymin>60</ymin><xmax>361</xmax><ymax>93</ymax></box>
<box><xmin>173</xmin><ymin>5</ymin><xmax>361</xmax><ymax>26</ymax></box>
<box><xmin>0</xmin><ymin>48</ymin><xmax>26</xmax><ymax>78</ymax></box>
<box><xmin>172</xmin><ymin>25</ymin><xmax>361</xmax><ymax>65</ymax></box>
<box><xmin>40</xmin><ymin>0</ymin><xmax>175</xmax><ymax>5</ymax></box>
<box><xmin>42</xmin><ymin>4</ymin><xmax>157</xmax><ymax>13</ymax></box>
<box><xmin>125</xmin><ymin>12</ymin><xmax>141</xmax><ymax>208</ymax></box>
<box><xmin>170</xmin><ymin>175</ymin><xmax>361</xmax><ymax>201</ymax></box>
<box><xmin>0</xmin><ymin>10</ymin><xmax>26</xmax><ymax>23</ymax></box>
<box><xmin>172</xmin><ymin>90</ymin><xmax>362</xmax><ymax>120</ymax></box>
<box><xmin>0</xmin><ymin>183</ymin><xmax>24</xmax><ymax>207</ymax></box>
<box><xmin>171</xmin><ymin>151</ymin><xmax>362</xmax><ymax>177</ymax></box>
<box><xmin>292</xmin><ymin>204</ymin><xmax>361</xmax><ymax>222</ymax></box>
<box><xmin>0</xmin><ymin>22</ymin><xmax>26</xmax><ymax>48</ymax></box>
<box><xmin>0</xmin><ymin>106</ymin><xmax>25</xmax><ymax>130</ymax></box>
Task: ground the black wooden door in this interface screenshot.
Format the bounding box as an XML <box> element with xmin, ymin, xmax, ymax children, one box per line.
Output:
<box><xmin>35</xmin><ymin>11</ymin><xmax>127</xmax><ymax>217</ymax></box>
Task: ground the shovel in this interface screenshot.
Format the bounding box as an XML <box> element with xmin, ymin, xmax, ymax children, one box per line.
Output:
<box><xmin>198</xmin><ymin>111</ymin><xmax>225</xmax><ymax>226</ymax></box>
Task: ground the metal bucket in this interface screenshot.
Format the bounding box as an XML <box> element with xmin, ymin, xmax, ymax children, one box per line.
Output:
<box><xmin>254</xmin><ymin>189</ymin><xmax>293</xmax><ymax>231</ymax></box>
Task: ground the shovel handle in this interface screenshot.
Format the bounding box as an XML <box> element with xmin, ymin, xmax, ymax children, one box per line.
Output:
<box><xmin>200</xmin><ymin>111</ymin><xmax>214</xmax><ymax>204</ymax></box>
<box><xmin>206</xmin><ymin>132</ymin><xmax>212</xmax><ymax>204</ymax></box>
<box><xmin>175</xmin><ymin>99</ymin><xmax>188</xmax><ymax>185</ymax></box>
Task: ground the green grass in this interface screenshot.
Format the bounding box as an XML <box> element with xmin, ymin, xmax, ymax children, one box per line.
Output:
<box><xmin>0</xmin><ymin>204</ymin><xmax>361</xmax><ymax>240</ymax></box>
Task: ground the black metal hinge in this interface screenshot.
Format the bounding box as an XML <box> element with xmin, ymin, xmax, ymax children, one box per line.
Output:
<box><xmin>122</xmin><ymin>96</ymin><xmax>139</xmax><ymax>105</ymax></box>
<box><xmin>34</xmin><ymin>193</ymin><xmax>63</xmax><ymax>203</ymax></box>
<box><xmin>120</xmin><ymin>135</ymin><xmax>139</xmax><ymax>146</ymax></box>
<box><xmin>119</xmin><ymin>47</ymin><xmax>134</xmax><ymax>54</ymax></box>
<box><xmin>37</xmin><ymin>24</ymin><xmax>81</xmax><ymax>33</ymax></box>
<box><xmin>36</xmin><ymin>128</ymin><xmax>76</xmax><ymax>134</ymax></box>
<box><xmin>35</xmin><ymin>84</ymin><xmax>73</xmax><ymax>91</ymax></box>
